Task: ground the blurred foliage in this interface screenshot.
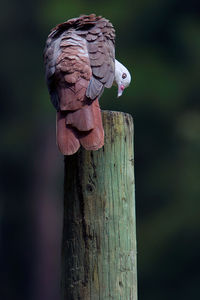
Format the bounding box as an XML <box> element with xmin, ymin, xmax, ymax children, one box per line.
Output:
<box><xmin>0</xmin><ymin>0</ymin><xmax>200</xmax><ymax>299</ymax></box>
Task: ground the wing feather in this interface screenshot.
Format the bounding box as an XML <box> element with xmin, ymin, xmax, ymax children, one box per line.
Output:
<box><xmin>84</xmin><ymin>17</ymin><xmax>115</xmax><ymax>98</ymax></box>
<box><xmin>44</xmin><ymin>14</ymin><xmax>115</xmax><ymax>107</ymax></box>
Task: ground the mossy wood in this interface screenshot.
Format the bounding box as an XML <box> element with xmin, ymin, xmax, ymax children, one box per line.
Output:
<box><xmin>62</xmin><ymin>111</ymin><xmax>137</xmax><ymax>299</ymax></box>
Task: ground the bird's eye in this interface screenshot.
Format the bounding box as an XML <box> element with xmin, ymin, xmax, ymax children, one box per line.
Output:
<box><xmin>122</xmin><ymin>73</ymin><xmax>127</xmax><ymax>79</ymax></box>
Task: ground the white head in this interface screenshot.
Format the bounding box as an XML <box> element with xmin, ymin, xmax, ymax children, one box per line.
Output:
<box><xmin>114</xmin><ymin>59</ymin><xmax>131</xmax><ymax>97</ymax></box>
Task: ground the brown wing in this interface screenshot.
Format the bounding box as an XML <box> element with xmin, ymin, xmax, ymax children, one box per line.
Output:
<box><xmin>84</xmin><ymin>16</ymin><xmax>115</xmax><ymax>99</ymax></box>
<box><xmin>44</xmin><ymin>14</ymin><xmax>115</xmax><ymax>107</ymax></box>
<box><xmin>44</xmin><ymin>32</ymin><xmax>91</xmax><ymax>111</ymax></box>
<box><xmin>44</xmin><ymin>34</ymin><xmax>62</xmax><ymax>110</ymax></box>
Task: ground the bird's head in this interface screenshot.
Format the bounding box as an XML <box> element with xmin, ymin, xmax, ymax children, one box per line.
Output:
<box><xmin>114</xmin><ymin>59</ymin><xmax>131</xmax><ymax>97</ymax></box>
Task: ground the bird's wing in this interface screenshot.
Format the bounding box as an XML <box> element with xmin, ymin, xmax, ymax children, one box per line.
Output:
<box><xmin>44</xmin><ymin>14</ymin><xmax>115</xmax><ymax>107</ymax></box>
<box><xmin>44</xmin><ymin>32</ymin><xmax>63</xmax><ymax>110</ymax></box>
<box><xmin>82</xmin><ymin>15</ymin><xmax>115</xmax><ymax>99</ymax></box>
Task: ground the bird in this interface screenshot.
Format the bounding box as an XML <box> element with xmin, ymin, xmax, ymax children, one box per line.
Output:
<box><xmin>44</xmin><ymin>14</ymin><xmax>131</xmax><ymax>155</ymax></box>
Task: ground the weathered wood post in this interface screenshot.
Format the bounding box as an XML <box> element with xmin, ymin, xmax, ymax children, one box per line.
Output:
<box><xmin>62</xmin><ymin>110</ymin><xmax>137</xmax><ymax>299</ymax></box>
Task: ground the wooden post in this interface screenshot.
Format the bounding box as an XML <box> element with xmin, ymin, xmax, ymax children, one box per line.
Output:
<box><xmin>62</xmin><ymin>111</ymin><xmax>137</xmax><ymax>300</ymax></box>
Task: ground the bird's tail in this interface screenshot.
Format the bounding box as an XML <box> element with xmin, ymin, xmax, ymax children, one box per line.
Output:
<box><xmin>56</xmin><ymin>99</ymin><xmax>104</xmax><ymax>155</ymax></box>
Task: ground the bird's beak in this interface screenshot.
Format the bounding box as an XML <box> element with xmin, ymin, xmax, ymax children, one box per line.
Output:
<box><xmin>117</xmin><ymin>84</ymin><xmax>125</xmax><ymax>98</ymax></box>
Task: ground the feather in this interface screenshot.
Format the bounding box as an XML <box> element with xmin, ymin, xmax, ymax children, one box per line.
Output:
<box><xmin>66</xmin><ymin>105</ymin><xmax>95</xmax><ymax>131</ymax></box>
<box><xmin>87</xmin><ymin>43</ymin><xmax>99</xmax><ymax>53</ymax></box>
<box><xmin>86</xmin><ymin>34</ymin><xmax>98</xmax><ymax>41</ymax></box>
<box><xmin>56</xmin><ymin>112</ymin><xmax>80</xmax><ymax>155</ymax></box>
<box><xmin>79</xmin><ymin>99</ymin><xmax>104</xmax><ymax>150</ymax></box>
<box><xmin>89</xmin><ymin>51</ymin><xmax>102</xmax><ymax>60</ymax></box>
<box><xmin>92</xmin><ymin>63</ymin><xmax>107</xmax><ymax>78</ymax></box>
<box><xmin>90</xmin><ymin>54</ymin><xmax>105</xmax><ymax>67</ymax></box>
<box><xmin>86</xmin><ymin>77</ymin><xmax>104</xmax><ymax>100</ymax></box>
<box><xmin>89</xmin><ymin>27</ymin><xmax>101</xmax><ymax>34</ymax></box>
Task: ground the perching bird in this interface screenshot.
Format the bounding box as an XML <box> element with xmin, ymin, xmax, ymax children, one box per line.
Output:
<box><xmin>44</xmin><ymin>14</ymin><xmax>131</xmax><ymax>155</ymax></box>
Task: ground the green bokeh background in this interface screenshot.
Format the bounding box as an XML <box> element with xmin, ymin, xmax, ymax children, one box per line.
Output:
<box><xmin>1</xmin><ymin>1</ymin><xmax>200</xmax><ymax>299</ymax></box>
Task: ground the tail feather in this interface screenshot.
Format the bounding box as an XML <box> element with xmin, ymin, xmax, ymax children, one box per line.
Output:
<box><xmin>79</xmin><ymin>99</ymin><xmax>104</xmax><ymax>150</ymax></box>
<box><xmin>56</xmin><ymin>111</ymin><xmax>80</xmax><ymax>155</ymax></box>
<box><xmin>79</xmin><ymin>126</ymin><xmax>104</xmax><ymax>150</ymax></box>
<box><xmin>66</xmin><ymin>104</ymin><xmax>94</xmax><ymax>131</ymax></box>
<box><xmin>56</xmin><ymin>99</ymin><xmax>104</xmax><ymax>155</ymax></box>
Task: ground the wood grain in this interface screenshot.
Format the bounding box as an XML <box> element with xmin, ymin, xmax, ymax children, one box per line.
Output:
<box><xmin>62</xmin><ymin>110</ymin><xmax>137</xmax><ymax>299</ymax></box>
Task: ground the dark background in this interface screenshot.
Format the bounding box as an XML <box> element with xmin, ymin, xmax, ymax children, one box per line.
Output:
<box><xmin>1</xmin><ymin>0</ymin><xmax>200</xmax><ymax>299</ymax></box>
